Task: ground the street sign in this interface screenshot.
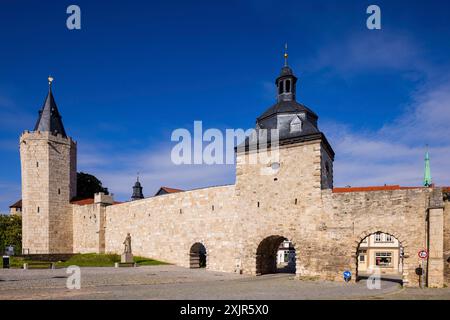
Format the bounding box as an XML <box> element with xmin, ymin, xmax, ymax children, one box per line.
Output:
<box><xmin>343</xmin><ymin>270</ymin><xmax>352</xmax><ymax>281</ymax></box>
<box><xmin>418</xmin><ymin>249</ymin><xmax>428</xmax><ymax>259</ymax></box>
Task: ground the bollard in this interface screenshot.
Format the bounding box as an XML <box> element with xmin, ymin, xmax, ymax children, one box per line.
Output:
<box><xmin>2</xmin><ymin>256</ymin><xmax>10</xmax><ymax>269</ymax></box>
<box><xmin>2</xmin><ymin>256</ymin><xmax>9</xmax><ymax>269</ymax></box>
<box><xmin>114</xmin><ymin>262</ymin><xmax>119</xmax><ymax>268</ymax></box>
<box><xmin>416</xmin><ymin>267</ymin><xmax>424</xmax><ymax>289</ymax></box>
<box><xmin>23</xmin><ymin>263</ymin><xmax>28</xmax><ymax>270</ymax></box>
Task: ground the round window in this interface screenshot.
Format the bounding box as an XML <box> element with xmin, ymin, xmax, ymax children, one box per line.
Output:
<box><xmin>271</xmin><ymin>162</ymin><xmax>280</xmax><ymax>170</ymax></box>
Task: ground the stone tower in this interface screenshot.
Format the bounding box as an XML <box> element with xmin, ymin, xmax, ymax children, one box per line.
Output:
<box><xmin>20</xmin><ymin>78</ymin><xmax>77</xmax><ymax>254</ymax></box>
<box><xmin>131</xmin><ymin>176</ymin><xmax>144</xmax><ymax>200</ymax></box>
<box><xmin>236</xmin><ymin>52</ymin><xmax>334</xmax><ymax>197</ymax></box>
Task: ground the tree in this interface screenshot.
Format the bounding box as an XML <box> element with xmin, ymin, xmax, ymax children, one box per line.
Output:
<box><xmin>75</xmin><ymin>172</ymin><xmax>108</xmax><ymax>200</ymax></box>
<box><xmin>0</xmin><ymin>214</ymin><xmax>22</xmax><ymax>255</ymax></box>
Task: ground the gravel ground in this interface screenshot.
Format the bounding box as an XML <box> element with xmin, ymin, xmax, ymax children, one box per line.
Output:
<box><xmin>0</xmin><ymin>265</ymin><xmax>449</xmax><ymax>300</ymax></box>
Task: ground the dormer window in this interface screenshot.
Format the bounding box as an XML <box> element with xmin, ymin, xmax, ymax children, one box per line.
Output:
<box><xmin>290</xmin><ymin>116</ymin><xmax>302</xmax><ymax>133</ymax></box>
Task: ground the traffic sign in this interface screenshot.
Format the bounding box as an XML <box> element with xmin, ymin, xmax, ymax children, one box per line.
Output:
<box><xmin>418</xmin><ymin>249</ymin><xmax>428</xmax><ymax>259</ymax></box>
<box><xmin>343</xmin><ymin>270</ymin><xmax>352</xmax><ymax>279</ymax></box>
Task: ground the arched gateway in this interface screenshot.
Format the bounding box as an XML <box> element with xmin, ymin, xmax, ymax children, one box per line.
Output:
<box><xmin>256</xmin><ymin>236</ymin><xmax>296</xmax><ymax>275</ymax></box>
<box><xmin>355</xmin><ymin>231</ymin><xmax>405</xmax><ymax>284</ymax></box>
<box><xmin>189</xmin><ymin>243</ymin><xmax>207</xmax><ymax>269</ymax></box>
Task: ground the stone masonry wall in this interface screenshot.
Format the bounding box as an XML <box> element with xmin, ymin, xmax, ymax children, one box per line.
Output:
<box><xmin>323</xmin><ymin>188</ymin><xmax>431</xmax><ymax>286</ymax></box>
<box><xmin>444</xmin><ymin>201</ymin><xmax>450</xmax><ymax>284</ymax></box>
<box><xmin>104</xmin><ymin>185</ymin><xmax>238</xmax><ymax>272</ymax></box>
<box><xmin>71</xmin><ymin>140</ymin><xmax>441</xmax><ymax>287</ymax></box>
<box><xmin>73</xmin><ymin>203</ymin><xmax>103</xmax><ymax>253</ymax></box>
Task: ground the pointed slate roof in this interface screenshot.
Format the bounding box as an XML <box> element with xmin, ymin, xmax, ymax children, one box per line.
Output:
<box><xmin>256</xmin><ymin>100</ymin><xmax>318</xmax><ymax>122</ymax></box>
<box><xmin>33</xmin><ymin>84</ymin><xmax>67</xmax><ymax>137</ymax></box>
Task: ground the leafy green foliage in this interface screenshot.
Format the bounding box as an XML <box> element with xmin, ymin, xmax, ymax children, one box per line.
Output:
<box><xmin>74</xmin><ymin>172</ymin><xmax>108</xmax><ymax>200</ymax></box>
<box><xmin>0</xmin><ymin>214</ymin><xmax>22</xmax><ymax>255</ymax></box>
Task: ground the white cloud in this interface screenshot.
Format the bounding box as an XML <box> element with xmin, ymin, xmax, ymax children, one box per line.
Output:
<box><xmin>81</xmin><ymin>77</ymin><xmax>450</xmax><ymax>200</ymax></box>
<box><xmin>78</xmin><ymin>143</ymin><xmax>235</xmax><ymax>202</ymax></box>
<box><xmin>326</xmin><ymin>79</ymin><xmax>450</xmax><ymax>187</ymax></box>
<box><xmin>380</xmin><ymin>79</ymin><xmax>450</xmax><ymax>143</ymax></box>
<box><xmin>305</xmin><ymin>31</ymin><xmax>428</xmax><ymax>77</ymax></box>
<box><xmin>300</xmin><ymin>29</ymin><xmax>450</xmax><ymax>188</ymax></box>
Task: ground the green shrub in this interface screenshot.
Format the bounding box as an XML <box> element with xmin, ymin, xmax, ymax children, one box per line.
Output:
<box><xmin>0</xmin><ymin>214</ymin><xmax>22</xmax><ymax>255</ymax></box>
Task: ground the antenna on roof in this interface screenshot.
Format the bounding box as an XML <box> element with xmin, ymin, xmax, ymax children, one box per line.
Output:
<box><xmin>284</xmin><ymin>43</ymin><xmax>288</xmax><ymax>67</ymax></box>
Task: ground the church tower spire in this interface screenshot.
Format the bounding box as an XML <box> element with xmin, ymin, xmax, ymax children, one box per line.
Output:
<box><xmin>131</xmin><ymin>174</ymin><xmax>144</xmax><ymax>200</ymax></box>
<box><xmin>276</xmin><ymin>44</ymin><xmax>297</xmax><ymax>103</ymax></box>
<box><xmin>34</xmin><ymin>76</ymin><xmax>67</xmax><ymax>137</ymax></box>
<box><xmin>424</xmin><ymin>147</ymin><xmax>432</xmax><ymax>187</ymax></box>
<box><xmin>20</xmin><ymin>77</ymin><xmax>77</xmax><ymax>254</ymax></box>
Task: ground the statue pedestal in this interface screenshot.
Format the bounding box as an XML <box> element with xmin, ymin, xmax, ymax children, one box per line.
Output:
<box><xmin>121</xmin><ymin>253</ymin><xmax>133</xmax><ymax>263</ymax></box>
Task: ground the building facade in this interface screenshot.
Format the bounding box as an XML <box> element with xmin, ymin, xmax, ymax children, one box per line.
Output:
<box><xmin>276</xmin><ymin>240</ymin><xmax>296</xmax><ymax>268</ymax></box>
<box><xmin>357</xmin><ymin>232</ymin><xmax>402</xmax><ymax>275</ymax></box>
<box><xmin>19</xmin><ymin>62</ymin><xmax>450</xmax><ymax>288</ymax></box>
<box><xmin>9</xmin><ymin>200</ymin><xmax>22</xmax><ymax>216</ymax></box>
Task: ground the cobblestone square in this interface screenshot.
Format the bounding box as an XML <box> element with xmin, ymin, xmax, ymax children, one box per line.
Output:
<box><xmin>1</xmin><ymin>266</ymin><xmax>450</xmax><ymax>300</ymax></box>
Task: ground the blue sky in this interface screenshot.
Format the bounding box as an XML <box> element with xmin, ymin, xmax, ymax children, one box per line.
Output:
<box><xmin>1</xmin><ymin>0</ymin><xmax>450</xmax><ymax>211</ymax></box>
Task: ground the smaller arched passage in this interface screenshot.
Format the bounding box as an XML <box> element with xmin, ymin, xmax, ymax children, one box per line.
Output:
<box><xmin>355</xmin><ymin>231</ymin><xmax>406</xmax><ymax>284</ymax></box>
<box><xmin>189</xmin><ymin>243</ymin><xmax>207</xmax><ymax>269</ymax></box>
<box><xmin>256</xmin><ymin>235</ymin><xmax>296</xmax><ymax>275</ymax></box>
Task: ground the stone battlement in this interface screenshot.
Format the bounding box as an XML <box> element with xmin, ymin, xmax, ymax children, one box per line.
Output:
<box><xmin>21</xmin><ymin>130</ymin><xmax>77</xmax><ymax>145</ymax></box>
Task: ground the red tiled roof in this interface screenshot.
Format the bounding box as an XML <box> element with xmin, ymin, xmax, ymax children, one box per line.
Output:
<box><xmin>70</xmin><ymin>198</ymin><xmax>123</xmax><ymax>206</ymax></box>
<box><xmin>9</xmin><ymin>199</ymin><xmax>22</xmax><ymax>208</ymax></box>
<box><xmin>71</xmin><ymin>198</ymin><xmax>95</xmax><ymax>205</ymax></box>
<box><xmin>159</xmin><ymin>187</ymin><xmax>184</xmax><ymax>194</ymax></box>
<box><xmin>332</xmin><ymin>185</ymin><xmax>425</xmax><ymax>193</ymax></box>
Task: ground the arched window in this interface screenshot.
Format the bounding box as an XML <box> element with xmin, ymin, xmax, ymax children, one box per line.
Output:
<box><xmin>285</xmin><ymin>80</ymin><xmax>291</xmax><ymax>93</ymax></box>
<box><xmin>278</xmin><ymin>81</ymin><xmax>284</xmax><ymax>94</ymax></box>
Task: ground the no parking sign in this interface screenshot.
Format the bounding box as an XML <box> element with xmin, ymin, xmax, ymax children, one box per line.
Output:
<box><xmin>418</xmin><ymin>249</ymin><xmax>428</xmax><ymax>260</ymax></box>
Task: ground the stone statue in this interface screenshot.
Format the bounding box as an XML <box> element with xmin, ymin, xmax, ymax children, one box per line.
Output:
<box><xmin>121</xmin><ymin>233</ymin><xmax>134</xmax><ymax>263</ymax></box>
<box><xmin>123</xmin><ymin>233</ymin><xmax>132</xmax><ymax>254</ymax></box>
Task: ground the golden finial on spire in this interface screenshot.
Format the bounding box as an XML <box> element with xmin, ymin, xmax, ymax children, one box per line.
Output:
<box><xmin>48</xmin><ymin>76</ymin><xmax>54</xmax><ymax>89</ymax></box>
<box><xmin>284</xmin><ymin>43</ymin><xmax>288</xmax><ymax>66</ymax></box>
